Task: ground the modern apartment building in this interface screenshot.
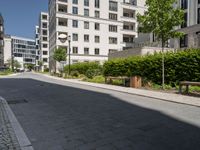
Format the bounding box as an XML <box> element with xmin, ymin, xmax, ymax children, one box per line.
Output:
<box><xmin>48</xmin><ymin>0</ymin><xmax>146</xmax><ymax>72</ymax></box>
<box><xmin>0</xmin><ymin>13</ymin><xmax>4</xmax><ymax>67</ymax></box>
<box><xmin>35</xmin><ymin>26</ymin><xmax>41</xmax><ymax>70</ymax></box>
<box><xmin>10</xmin><ymin>36</ymin><xmax>36</xmax><ymax>69</ymax></box>
<box><xmin>38</xmin><ymin>12</ymin><xmax>49</xmax><ymax>71</ymax></box>
<box><xmin>173</xmin><ymin>0</ymin><xmax>200</xmax><ymax>49</ymax></box>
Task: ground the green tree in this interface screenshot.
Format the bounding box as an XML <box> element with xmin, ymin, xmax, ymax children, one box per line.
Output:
<box><xmin>6</xmin><ymin>59</ymin><xmax>21</xmax><ymax>70</ymax></box>
<box><xmin>53</xmin><ymin>48</ymin><xmax>67</xmax><ymax>72</ymax></box>
<box><xmin>137</xmin><ymin>0</ymin><xmax>184</xmax><ymax>89</ymax></box>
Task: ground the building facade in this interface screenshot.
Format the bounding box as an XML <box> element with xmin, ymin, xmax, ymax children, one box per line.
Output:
<box><xmin>11</xmin><ymin>36</ymin><xmax>36</xmax><ymax>69</ymax></box>
<box><xmin>3</xmin><ymin>35</ymin><xmax>12</xmax><ymax>65</ymax></box>
<box><xmin>48</xmin><ymin>0</ymin><xmax>146</xmax><ymax>72</ymax></box>
<box><xmin>35</xmin><ymin>26</ymin><xmax>40</xmax><ymax>70</ymax></box>
<box><xmin>173</xmin><ymin>0</ymin><xmax>200</xmax><ymax>49</ymax></box>
<box><xmin>38</xmin><ymin>12</ymin><xmax>49</xmax><ymax>71</ymax></box>
<box><xmin>0</xmin><ymin>14</ymin><xmax>4</xmax><ymax>67</ymax></box>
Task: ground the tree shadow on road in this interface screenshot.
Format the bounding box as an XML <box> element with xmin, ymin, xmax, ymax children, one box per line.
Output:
<box><xmin>0</xmin><ymin>78</ymin><xmax>200</xmax><ymax>150</ymax></box>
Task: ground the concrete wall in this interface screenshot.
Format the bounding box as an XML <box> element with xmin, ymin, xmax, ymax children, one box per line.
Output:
<box><xmin>109</xmin><ymin>46</ymin><xmax>173</xmax><ymax>59</ymax></box>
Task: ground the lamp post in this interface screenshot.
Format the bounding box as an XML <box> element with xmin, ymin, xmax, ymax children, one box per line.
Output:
<box><xmin>58</xmin><ymin>34</ymin><xmax>71</xmax><ymax>75</ymax></box>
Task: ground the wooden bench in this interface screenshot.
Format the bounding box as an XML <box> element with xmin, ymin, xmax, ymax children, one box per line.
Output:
<box><xmin>179</xmin><ymin>81</ymin><xmax>200</xmax><ymax>94</ymax></box>
<box><xmin>105</xmin><ymin>76</ymin><xmax>130</xmax><ymax>87</ymax></box>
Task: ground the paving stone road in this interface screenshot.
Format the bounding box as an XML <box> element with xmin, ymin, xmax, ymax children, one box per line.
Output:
<box><xmin>0</xmin><ymin>73</ymin><xmax>200</xmax><ymax>150</ymax></box>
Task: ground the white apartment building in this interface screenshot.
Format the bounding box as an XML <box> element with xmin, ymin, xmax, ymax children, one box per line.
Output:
<box><xmin>38</xmin><ymin>12</ymin><xmax>49</xmax><ymax>71</ymax></box>
<box><xmin>173</xmin><ymin>0</ymin><xmax>200</xmax><ymax>48</ymax></box>
<box><xmin>4</xmin><ymin>36</ymin><xmax>36</xmax><ymax>70</ymax></box>
<box><xmin>48</xmin><ymin>0</ymin><xmax>146</xmax><ymax>72</ymax></box>
<box><xmin>0</xmin><ymin>13</ymin><xmax>4</xmax><ymax>67</ymax></box>
<box><xmin>35</xmin><ymin>26</ymin><xmax>40</xmax><ymax>70</ymax></box>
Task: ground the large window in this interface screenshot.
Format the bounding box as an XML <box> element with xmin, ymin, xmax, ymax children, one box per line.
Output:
<box><xmin>95</xmin><ymin>36</ymin><xmax>100</xmax><ymax>43</ymax></box>
<box><xmin>181</xmin><ymin>0</ymin><xmax>187</xmax><ymax>9</ymax></box>
<box><xmin>73</xmin><ymin>0</ymin><xmax>78</xmax><ymax>4</ymax></box>
<box><xmin>72</xmin><ymin>20</ymin><xmax>78</xmax><ymax>28</ymax></box>
<box><xmin>95</xmin><ymin>0</ymin><xmax>100</xmax><ymax>8</ymax></box>
<box><xmin>84</xmin><ymin>9</ymin><xmax>89</xmax><ymax>16</ymax></box>
<box><xmin>109</xmin><ymin>13</ymin><xmax>118</xmax><ymax>20</ymax></box>
<box><xmin>84</xmin><ymin>48</ymin><xmax>89</xmax><ymax>55</ymax></box>
<box><xmin>109</xmin><ymin>25</ymin><xmax>118</xmax><ymax>32</ymax></box>
<box><xmin>84</xmin><ymin>0</ymin><xmax>89</xmax><ymax>6</ymax></box>
<box><xmin>95</xmin><ymin>23</ymin><xmax>100</xmax><ymax>30</ymax></box>
<box><xmin>109</xmin><ymin>37</ymin><xmax>117</xmax><ymax>44</ymax></box>
<box><xmin>72</xmin><ymin>7</ymin><xmax>78</xmax><ymax>14</ymax></box>
<box><xmin>180</xmin><ymin>34</ymin><xmax>188</xmax><ymax>48</ymax></box>
<box><xmin>72</xmin><ymin>47</ymin><xmax>78</xmax><ymax>54</ymax></box>
<box><xmin>109</xmin><ymin>1</ymin><xmax>118</xmax><ymax>12</ymax></box>
<box><xmin>95</xmin><ymin>11</ymin><xmax>100</xmax><ymax>18</ymax></box>
<box><xmin>181</xmin><ymin>12</ymin><xmax>187</xmax><ymax>28</ymax></box>
<box><xmin>73</xmin><ymin>33</ymin><xmax>78</xmax><ymax>41</ymax></box>
<box><xmin>84</xmin><ymin>35</ymin><xmax>89</xmax><ymax>42</ymax></box>
<box><xmin>95</xmin><ymin>48</ymin><xmax>100</xmax><ymax>55</ymax></box>
<box><xmin>198</xmin><ymin>8</ymin><xmax>200</xmax><ymax>24</ymax></box>
<box><xmin>84</xmin><ymin>21</ymin><xmax>89</xmax><ymax>29</ymax></box>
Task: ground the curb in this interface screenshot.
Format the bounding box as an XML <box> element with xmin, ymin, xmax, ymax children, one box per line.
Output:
<box><xmin>37</xmin><ymin>73</ymin><xmax>200</xmax><ymax>108</ymax></box>
<box><xmin>0</xmin><ymin>97</ymin><xmax>34</xmax><ymax>150</ymax></box>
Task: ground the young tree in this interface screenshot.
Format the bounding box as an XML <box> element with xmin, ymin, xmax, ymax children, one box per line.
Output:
<box><xmin>53</xmin><ymin>48</ymin><xmax>67</xmax><ymax>72</ymax></box>
<box><xmin>137</xmin><ymin>0</ymin><xmax>184</xmax><ymax>89</ymax></box>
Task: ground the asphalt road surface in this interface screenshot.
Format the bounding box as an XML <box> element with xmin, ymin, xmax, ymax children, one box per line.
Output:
<box><xmin>0</xmin><ymin>73</ymin><xmax>200</xmax><ymax>150</ymax></box>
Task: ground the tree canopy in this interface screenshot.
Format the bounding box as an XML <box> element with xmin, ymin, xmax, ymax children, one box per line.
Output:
<box><xmin>137</xmin><ymin>0</ymin><xmax>185</xmax><ymax>44</ymax></box>
<box><xmin>53</xmin><ymin>48</ymin><xmax>67</xmax><ymax>62</ymax></box>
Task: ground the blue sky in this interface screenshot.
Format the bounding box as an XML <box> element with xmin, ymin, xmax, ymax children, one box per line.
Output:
<box><xmin>0</xmin><ymin>0</ymin><xmax>48</xmax><ymax>39</ymax></box>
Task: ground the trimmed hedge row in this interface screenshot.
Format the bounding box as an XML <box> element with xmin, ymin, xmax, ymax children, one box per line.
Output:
<box><xmin>103</xmin><ymin>49</ymin><xmax>200</xmax><ymax>85</ymax></box>
<box><xmin>64</xmin><ymin>62</ymin><xmax>103</xmax><ymax>78</ymax></box>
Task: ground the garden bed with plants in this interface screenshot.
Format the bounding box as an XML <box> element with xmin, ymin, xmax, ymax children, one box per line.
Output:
<box><xmin>53</xmin><ymin>49</ymin><xmax>200</xmax><ymax>96</ymax></box>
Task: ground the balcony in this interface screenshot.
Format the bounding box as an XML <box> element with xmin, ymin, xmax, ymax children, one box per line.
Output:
<box><xmin>58</xmin><ymin>4</ymin><xmax>68</xmax><ymax>13</ymax></box>
<box><xmin>123</xmin><ymin>0</ymin><xmax>137</xmax><ymax>6</ymax></box>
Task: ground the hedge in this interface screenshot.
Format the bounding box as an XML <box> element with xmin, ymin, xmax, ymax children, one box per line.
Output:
<box><xmin>103</xmin><ymin>49</ymin><xmax>200</xmax><ymax>85</ymax></box>
<box><xmin>64</xmin><ymin>62</ymin><xmax>103</xmax><ymax>78</ymax></box>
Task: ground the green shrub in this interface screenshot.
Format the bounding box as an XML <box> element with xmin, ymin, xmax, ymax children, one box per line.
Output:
<box><xmin>70</xmin><ymin>70</ymin><xmax>79</xmax><ymax>77</ymax></box>
<box><xmin>64</xmin><ymin>62</ymin><xmax>103</xmax><ymax>77</ymax></box>
<box><xmin>44</xmin><ymin>68</ymin><xmax>49</xmax><ymax>72</ymax></box>
<box><xmin>104</xmin><ymin>49</ymin><xmax>200</xmax><ymax>85</ymax></box>
<box><xmin>85</xmin><ymin>68</ymin><xmax>102</xmax><ymax>79</ymax></box>
<box><xmin>85</xmin><ymin>75</ymin><xmax>105</xmax><ymax>83</ymax></box>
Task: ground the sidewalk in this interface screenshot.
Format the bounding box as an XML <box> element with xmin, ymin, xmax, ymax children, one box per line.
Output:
<box><xmin>40</xmin><ymin>73</ymin><xmax>200</xmax><ymax>107</ymax></box>
<box><xmin>0</xmin><ymin>97</ymin><xmax>34</xmax><ymax>150</ymax></box>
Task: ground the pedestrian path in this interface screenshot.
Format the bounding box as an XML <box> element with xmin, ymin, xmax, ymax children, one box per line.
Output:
<box><xmin>40</xmin><ymin>73</ymin><xmax>200</xmax><ymax>107</ymax></box>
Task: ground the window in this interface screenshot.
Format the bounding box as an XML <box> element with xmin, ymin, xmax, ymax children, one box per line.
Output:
<box><xmin>72</xmin><ymin>20</ymin><xmax>78</xmax><ymax>28</ymax></box>
<box><xmin>180</xmin><ymin>34</ymin><xmax>188</xmax><ymax>48</ymax></box>
<box><xmin>73</xmin><ymin>7</ymin><xmax>78</xmax><ymax>14</ymax></box>
<box><xmin>84</xmin><ymin>35</ymin><xmax>89</xmax><ymax>42</ymax></box>
<box><xmin>95</xmin><ymin>23</ymin><xmax>100</xmax><ymax>30</ymax></box>
<box><xmin>43</xmin><ymin>30</ymin><xmax>47</xmax><ymax>35</ymax></box>
<box><xmin>181</xmin><ymin>0</ymin><xmax>188</xmax><ymax>9</ymax></box>
<box><xmin>84</xmin><ymin>48</ymin><xmax>89</xmax><ymax>55</ymax></box>
<box><xmin>109</xmin><ymin>25</ymin><xmax>117</xmax><ymax>32</ymax></box>
<box><xmin>43</xmin><ymin>37</ymin><xmax>48</xmax><ymax>41</ymax></box>
<box><xmin>109</xmin><ymin>1</ymin><xmax>118</xmax><ymax>12</ymax></box>
<box><xmin>73</xmin><ymin>0</ymin><xmax>78</xmax><ymax>4</ymax></box>
<box><xmin>73</xmin><ymin>47</ymin><xmax>78</xmax><ymax>54</ymax></box>
<box><xmin>73</xmin><ymin>33</ymin><xmax>78</xmax><ymax>41</ymax></box>
<box><xmin>95</xmin><ymin>0</ymin><xmax>100</xmax><ymax>8</ymax></box>
<box><xmin>181</xmin><ymin>12</ymin><xmax>187</xmax><ymax>28</ymax></box>
<box><xmin>43</xmin><ymin>51</ymin><xmax>48</xmax><ymax>55</ymax></box>
<box><xmin>199</xmin><ymin>0</ymin><xmax>200</xmax><ymax>4</ymax></box>
<box><xmin>95</xmin><ymin>36</ymin><xmax>100</xmax><ymax>43</ymax></box>
<box><xmin>95</xmin><ymin>48</ymin><xmax>100</xmax><ymax>55</ymax></box>
<box><xmin>109</xmin><ymin>49</ymin><xmax>118</xmax><ymax>54</ymax></box>
<box><xmin>109</xmin><ymin>37</ymin><xmax>117</xmax><ymax>44</ymax></box>
<box><xmin>198</xmin><ymin>8</ymin><xmax>200</xmax><ymax>24</ymax></box>
<box><xmin>58</xmin><ymin>18</ymin><xmax>68</xmax><ymax>26</ymax></box>
<box><xmin>84</xmin><ymin>21</ymin><xmax>89</xmax><ymax>29</ymax></box>
<box><xmin>109</xmin><ymin>13</ymin><xmax>118</xmax><ymax>20</ymax></box>
<box><xmin>84</xmin><ymin>9</ymin><xmax>89</xmax><ymax>16</ymax></box>
<box><xmin>42</xmin><ymin>22</ymin><xmax>47</xmax><ymax>28</ymax></box>
<box><xmin>84</xmin><ymin>0</ymin><xmax>89</xmax><ymax>6</ymax></box>
<box><xmin>43</xmin><ymin>58</ymin><xmax>48</xmax><ymax>62</ymax></box>
<box><xmin>43</xmin><ymin>44</ymin><xmax>48</xmax><ymax>48</ymax></box>
<box><xmin>42</xmin><ymin>15</ymin><xmax>47</xmax><ymax>20</ymax></box>
<box><xmin>95</xmin><ymin>11</ymin><xmax>100</xmax><ymax>18</ymax></box>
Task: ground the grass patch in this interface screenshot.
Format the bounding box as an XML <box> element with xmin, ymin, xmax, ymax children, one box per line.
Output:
<box><xmin>0</xmin><ymin>70</ymin><xmax>13</xmax><ymax>76</ymax></box>
<box><xmin>83</xmin><ymin>75</ymin><xmax>105</xmax><ymax>83</ymax></box>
